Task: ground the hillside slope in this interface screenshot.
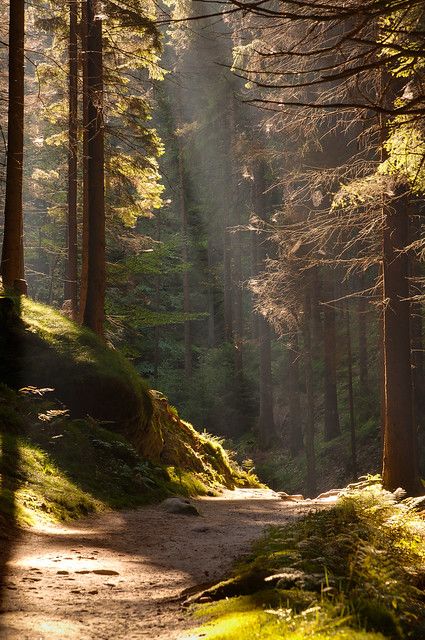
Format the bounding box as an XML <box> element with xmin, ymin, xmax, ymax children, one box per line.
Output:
<box><xmin>0</xmin><ymin>296</ymin><xmax>257</xmax><ymax>533</ymax></box>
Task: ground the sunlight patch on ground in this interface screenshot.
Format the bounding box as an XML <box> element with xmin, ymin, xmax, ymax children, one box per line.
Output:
<box><xmin>1</xmin><ymin>614</ymin><xmax>85</xmax><ymax>639</ymax></box>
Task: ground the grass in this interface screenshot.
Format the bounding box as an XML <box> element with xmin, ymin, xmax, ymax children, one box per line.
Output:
<box><xmin>185</xmin><ymin>482</ymin><xmax>425</xmax><ymax>640</ymax></box>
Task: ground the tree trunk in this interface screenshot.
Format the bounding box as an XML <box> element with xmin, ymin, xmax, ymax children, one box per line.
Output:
<box><xmin>223</xmin><ymin>230</ymin><xmax>233</xmax><ymax>342</ymax></box>
<box><xmin>358</xmin><ymin>272</ymin><xmax>369</xmax><ymax>392</ymax></box>
<box><xmin>288</xmin><ymin>334</ymin><xmax>303</xmax><ymax>456</ymax></box>
<box><xmin>345</xmin><ymin>301</ymin><xmax>357</xmax><ymax>478</ymax></box>
<box><xmin>303</xmin><ymin>289</ymin><xmax>317</xmax><ymax>497</ymax></box>
<box><xmin>410</xmin><ymin>216</ymin><xmax>425</xmax><ymax>443</ymax></box>
<box><xmin>253</xmin><ymin>161</ymin><xmax>275</xmax><ymax>448</ymax></box>
<box><xmin>64</xmin><ymin>0</ymin><xmax>79</xmax><ymax>318</ymax></box>
<box><xmin>82</xmin><ymin>0</ymin><xmax>106</xmax><ymax>337</ymax></box>
<box><xmin>177</xmin><ymin>130</ymin><xmax>192</xmax><ymax>377</ymax></box>
<box><xmin>257</xmin><ymin>314</ymin><xmax>274</xmax><ymax>448</ymax></box>
<box><xmin>79</xmin><ymin>0</ymin><xmax>89</xmax><ymax>321</ymax></box>
<box><xmin>1</xmin><ymin>0</ymin><xmax>26</xmax><ymax>293</ymax></box>
<box><xmin>233</xmin><ymin>232</ymin><xmax>243</xmax><ymax>377</ymax></box>
<box><xmin>153</xmin><ymin>213</ymin><xmax>162</xmax><ymax>379</ymax></box>
<box><xmin>323</xmin><ymin>279</ymin><xmax>341</xmax><ymax>441</ymax></box>
<box><xmin>207</xmin><ymin>239</ymin><xmax>216</xmax><ymax>348</ymax></box>
<box><xmin>382</xmin><ymin>194</ymin><xmax>422</xmax><ymax>495</ymax></box>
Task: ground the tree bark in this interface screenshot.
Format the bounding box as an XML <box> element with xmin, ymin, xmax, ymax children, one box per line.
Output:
<box><xmin>257</xmin><ymin>314</ymin><xmax>274</xmax><ymax>448</ymax></box>
<box><xmin>382</xmin><ymin>194</ymin><xmax>422</xmax><ymax>495</ymax></box>
<box><xmin>1</xmin><ymin>0</ymin><xmax>26</xmax><ymax>293</ymax></box>
<box><xmin>207</xmin><ymin>239</ymin><xmax>216</xmax><ymax>348</ymax></box>
<box><xmin>64</xmin><ymin>0</ymin><xmax>79</xmax><ymax>318</ymax></box>
<box><xmin>82</xmin><ymin>0</ymin><xmax>106</xmax><ymax>336</ymax></box>
<box><xmin>288</xmin><ymin>334</ymin><xmax>303</xmax><ymax>456</ymax></box>
<box><xmin>253</xmin><ymin>161</ymin><xmax>275</xmax><ymax>448</ymax></box>
<box><xmin>323</xmin><ymin>279</ymin><xmax>341</xmax><ymax>441</ymax></box>
<box><xmin>345</xmin><ymin>301</ymin><xmax>357</xmax><ymax>478</ymax></box>
<box><xmin>303</xmin><ymin>289</ymin><xmax>317</xmax><ymax>497</ymax></box>
<box><xmin>358</xmin><ymin>272</ymin><xmax>369</xmax><ymax>392</ymax></box>
<box><xmin>177</xmin><ymin>129</ymin><xmax>192</xmax><ymax>377</ymax></box>
<box><xmin>79</xmin><ymin>0</ymin><xmax>89</xmax><ymax>321</ymax></box>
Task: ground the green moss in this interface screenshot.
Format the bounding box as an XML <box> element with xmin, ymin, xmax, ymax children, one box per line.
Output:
<box><xmin>0</xmin><ymin>296</ymin><xmax>153</xmax><ymax>442</ymax></box>
<box><xmin>137</xmin><ymin>390</ymin><xmax>261</xmax><ymax>491</ymax></box>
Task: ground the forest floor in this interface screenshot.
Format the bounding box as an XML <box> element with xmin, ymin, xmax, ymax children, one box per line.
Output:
<box><xmin>0</xmin><ymin>488</ymin><xmax>328</xmax><ymax>640</ymax></box>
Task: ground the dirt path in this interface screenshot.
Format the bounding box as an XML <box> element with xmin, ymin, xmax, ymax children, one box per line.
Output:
<box><xmin>0</xmin><ymin>488</ymin><xmax>321</xmax><ymax>640</ymax></box>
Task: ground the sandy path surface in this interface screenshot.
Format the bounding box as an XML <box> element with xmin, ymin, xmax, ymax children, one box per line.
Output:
<box><xmin>0</xmin><ymin>488</ymin><xmax>318</xmax><ymax>640</ymax></box>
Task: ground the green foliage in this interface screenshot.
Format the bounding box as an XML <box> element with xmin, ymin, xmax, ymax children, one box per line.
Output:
<box><xmin>188</xmin><ymin>485</ymin><xmax>425</xmax><ymax>639</ymax></box>
<box><xmin>379</xmin><ymin>118</ymin><xmax>425</xmax><ymax>192</ymax></box>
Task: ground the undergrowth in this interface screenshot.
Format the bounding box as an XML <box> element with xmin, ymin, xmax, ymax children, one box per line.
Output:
<box><xmin>186</xmin><ymin>482</ymin><xmax>425</xmax><ymax>639</ymax></box>
<box><xmin>0</xmin><ymin>384</ymin><xmax>237</xmax><ymax>535</ymax></box>
<box><xmin>236</xmin><ymin>417</ymin><xmax>381</xmax><ymax>496</ymax></box>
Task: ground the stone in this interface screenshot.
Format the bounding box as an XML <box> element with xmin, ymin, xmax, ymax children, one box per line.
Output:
<box><xmin>92</xmin><ymin>569</ymin><xmax>120</xmax><ymax>576</ymax></box>
<box><xmin>161</xmin><ymin>497</ymin><xmax>200</xmax><ymax>516</ymax></box>
<box><xmin>278</xmin><ymin>492</ymin><xmax>304</xmax><ymax>502</ymax></box>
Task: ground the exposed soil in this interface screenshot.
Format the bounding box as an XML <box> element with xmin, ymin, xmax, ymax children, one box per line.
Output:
<box><xmin>0</xmin><ymin>488</ymin><xmax>326</xmax><ymax>639</ymax></box>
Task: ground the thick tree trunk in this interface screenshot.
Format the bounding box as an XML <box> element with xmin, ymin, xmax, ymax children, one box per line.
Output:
<box><xmin>382</xmin><ymin>195</ymin><xmax>422</xmax><ymax>495</ymax></box>
<box><xmin>64</xmin><ymin>0</ymin><xmax>79</xmax><ymax>318</ymax></box>
<box><xmin>303</xmin><ymin>290</ymin><xmax>317</xmax><ymax>497</ymax></box>
<box><xmin>410</xmin><ymin>216</ymin><xmax>425</xmax><ymax>442</ymax></box>
<box><xmin>79</xmin><ymin>0</ymin><xmax>89</xmax><ymax>321</ymax></box>
<box><xmin>1</xmin><ymin>0</ymin><xmax>26</xmax><ymax>293</ymax></box>
<box><xmin>323</xmin><ymin>279</ymin><xmax>341</xmax><ymax>441</ymax></box>
<box><xmin>412</xmin><ymin>304</ymin><xmax>424</xmax><ymax>428</ymax></box>
<box><xmin>82</xmin><ymin>0</ymin><xmax>106</xmax><ymax>336</ymax></box>
<box><xmin>288</xmin><ymin>335</ymin><xmax>303</xmax><ymax>456</ymax></box>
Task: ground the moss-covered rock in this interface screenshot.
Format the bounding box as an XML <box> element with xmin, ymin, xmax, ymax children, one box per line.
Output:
<box><xmin>136</xmin><ymin>390</ymin><xmax>259</xmax><ymax>490</ymax></box>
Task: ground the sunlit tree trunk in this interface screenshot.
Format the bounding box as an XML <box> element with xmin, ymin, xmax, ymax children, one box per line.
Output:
<box><xmin>382</xmin><ymin>194</ymin><xmax>422</xmax><ymax>495</ymax></box>
<box><xmin>82</xmin><ymin>0</ymin><xmax>105</xmax><ymax>336</ymax></box>
<box><xmin>64</xmin><ymin>0</ymin><xmax>79</xmax><ymax>318</ymax></box>
<box><xmin>1</xmin><ymin>0</ymin><xmax>26</xmax><ymax>294</ymax></box>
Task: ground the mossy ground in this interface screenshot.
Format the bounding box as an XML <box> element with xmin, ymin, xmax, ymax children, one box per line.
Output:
<box><xmin>0</xmin><ymin>296</ymin><xmax>257</xmax><ymax>534</ymax></box>
<box><xmin>187</xmin><ymin>483</ymin><xmax>425</xmax><ymax>640</ymax></box>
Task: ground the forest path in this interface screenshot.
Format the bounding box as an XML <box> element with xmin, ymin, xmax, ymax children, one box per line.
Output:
<box><xmin>0</xmin><ymin>488</ymin><xmax>324</xmax><ymax>640</ymax></box>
